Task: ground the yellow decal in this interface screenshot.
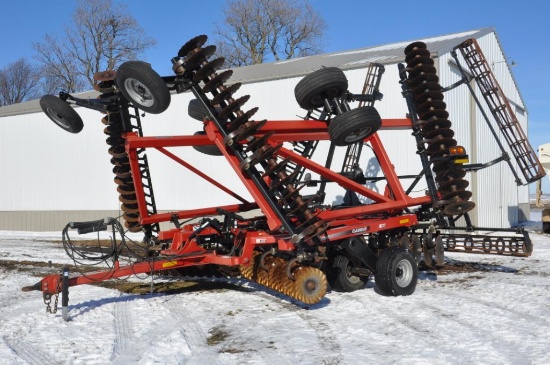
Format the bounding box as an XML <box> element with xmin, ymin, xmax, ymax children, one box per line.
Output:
<box><xmin>399</xmin><ymin>218</ymin><xmax>410</xmax><ymax>224</ymax></box>
<box><xmin>162</xmin><ymin>261</ymin><xmax>178</xmax><ymax>268</ymax></box>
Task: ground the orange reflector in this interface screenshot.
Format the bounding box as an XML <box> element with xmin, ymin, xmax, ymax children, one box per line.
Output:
<box><xmin>450</xmin><ymin>146</ymin><xmax>465</xmax><ymax>155</ymax></box>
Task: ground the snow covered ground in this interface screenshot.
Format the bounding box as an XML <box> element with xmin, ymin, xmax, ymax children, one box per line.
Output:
<box><xmin>1</xmin><ymin>214</ymin><xmax>549</xmax><ymax>365</ymax></box>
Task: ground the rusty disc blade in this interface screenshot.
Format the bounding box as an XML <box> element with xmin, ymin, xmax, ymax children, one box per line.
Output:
<box><xmin>408</xmin><ymin>64</ymin><xmax>437</xmax><ymax>78</ymax></box>
<box><xmin>423</xmin><ymin>128</ymin><xmax>455</xmax><ymax>140</ymax></box>
<box><xmin>229</xmin><ymin>107</ymin><xmax>259</xmax><ymax>131</ymax></box>
<box><xmin>440</xmin><ymin>190</ymin><xmax>472</xmax><ymax>201</ymax></box>
<box><xmin>93</xmin><ymin>70</ymin><xmax>116</xmax><ymax>81</ymax></box>
<box><xmin>408</xmin><ymin>72</ymin><xmax>439</xmax><ymax>87</ymax></box>
<box><xmin>404</xmin><ymin>41</ymin><xmax>427</xmax><ymax>55</ymax></box>
<box><xmin>192</xmin><ymin>57</ymin><xmax>225</xmax><ymax>83</ymax></box>
<box><xmin>184</xmin><ymin>45</ymin><xmax>217</xmax><ymax>71</ymax></box>
<box><xmin>443</xmin><ymin>201</ymin><xmax>476</xmax><ymax>216</ymax></box>
<box><xmin>438</xmin><ymin>178</ymin><xmax>469</xmax><ymax>192</ymax></box>
<box><xmin>427</xmin><ymin>138</ymin><xmax>457</xmax><ymax>153</ymax></box>
<box><xmin>203</xmin><ymin>70</ymin><xmax>233</xmax><ymax>93</ymax></box>
<box><xmin>218</xmin><ymin>95</ymin><xmax>250</xmax><ymax>118</ymax></box>
<box><xmin>178</xmin><ymin>35</ymin><xmax>208</xmax><ymax>57</ymax></box>
<box><xmin>405</xmin><ymin>48</ymin><xmax>430</xmax><ymax>63</ymax></box>
<box><xmin>435</xmin><ymin>167</ymin><xmax>466</xmax><ymax>183</ymax></box>
<box><xmin>414</xmin><ymin>91</ymin><xmax>444</xmax><ymax>105</ymax></box>
<box><xmin>407</xmin><ymin>56</ymin><xmax>435</xmax><ymax>68</ymax></box>
<box><xmin>211</xmin><ymin>83</ymin><xmax>242</xmax><ymax>105</ymax></box>
<box><xmin>422</xmin><ymin>119</ymin><xmax>452</xmax><ymax>132</ymax></box>
<box><xmin>417</xmin><ymin>100</ymin><xmax>447</xmax><ymax>116</ymax></box>
<box><xmin>419</xmin><ymin>109</ymin><xmax>449</xmax><ymax>121</ymax></box>
<box><xmin>413</xmin><ymin>82</ymin><xmax>442</xmax><ymax>96</ymax></box>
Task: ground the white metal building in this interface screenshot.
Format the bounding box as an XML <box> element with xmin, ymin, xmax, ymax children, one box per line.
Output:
<box><xmin>0</xmin><ymin>27</ymin><xmax>530</xmax><ymax>231</ymax></box>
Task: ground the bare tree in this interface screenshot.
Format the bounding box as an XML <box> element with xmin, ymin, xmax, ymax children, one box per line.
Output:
<box><xmin>0</xmin><ymin>59</ymin><xmax>42</xmax><ymax>106</ymax></box>
<box><xmin>33</xmin><ymin>0</ymin><xmax>156</xmax><ymax>93</ymax></box>
<box><xmin>215</xmin><ymin>0</ymin><xmax>327</xmax><ymax>67</ymax></box>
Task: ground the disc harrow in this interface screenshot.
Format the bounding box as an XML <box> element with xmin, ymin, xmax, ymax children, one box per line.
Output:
<box><xmin>404</xmin><ymin>42</ymin><xmax>475</xmax><ymax>216</ymax></box>
<box><xmin>31</xmin><ymin>33</ymin><xmax>538</xmax><ymax>314</ymax></box>
<box><xmin>173</xmin><ymin>35</ymin><xmax>328</xmax><ymax>299</ymax></box>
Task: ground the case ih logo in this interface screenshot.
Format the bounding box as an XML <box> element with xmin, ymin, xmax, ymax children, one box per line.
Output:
<box><xmin>352</xmin><ymin>227</ymin><xmax>368</xmax><ymax>234</ymax></box>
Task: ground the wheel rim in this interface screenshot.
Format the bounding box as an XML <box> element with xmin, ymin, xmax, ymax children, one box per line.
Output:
<box><xmin>45</xmin><ymin>107</ymin><xmax>71</xmax><ymax>129</ymax></box>
<box><xmin>395</xmin><ymin>259</ymin><xmax>414</xmax><ymax>287</ymax></box>
<box><xmin>124</xmin><ymin>78</ymin><xmax>154</xmax><ymax>107</ymax></box>
<box><xmin>344</xmin><ymin>126</ymin><xmax>373</xmax><ymax>143</ymax></box>
<box><xmin>345</xmin><ymin>261</ymin><xmax>361</xmax><ymax>284</ymax></box>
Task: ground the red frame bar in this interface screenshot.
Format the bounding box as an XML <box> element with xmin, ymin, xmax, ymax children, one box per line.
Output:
<box><xmin>123</xmin><ymin>118</ymin><xmax>426</xmax><ymax>228</ymax></box>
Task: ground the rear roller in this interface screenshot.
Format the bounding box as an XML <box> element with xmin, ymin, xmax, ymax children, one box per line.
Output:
<box><xmin>240</xmin><ymin>251</ymin><xmax>327</xmax><ymax>305</ymax></box>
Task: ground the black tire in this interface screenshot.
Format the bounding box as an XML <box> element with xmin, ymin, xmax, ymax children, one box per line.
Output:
<box><xmin>294</xmin><ymin>67</ymin><xmax>348</xmax><ymax>110</ymax></box>
<box><xmin>329</xmin><ymin>106</ymin><xmax>381</xmax><ymax>146</ymax></box>
<box><xmin>192</xmin><ymin>131</ymin><xmax>223</xmax><ymax>156</ymax></box>
<box><xmin>188</xmin><ymin>99</ymin><xmax>225</xmax><ymax>122</ymax></box>
<box><xmin>188</xmin><ymin>99</ymin><xmax>208</xmax><ymax>121</ymax></box>
<box><xmin>375</xmin><ymin>248</ymin><xmax>418</xmax><ymax>296</ymax></box>
<box><xmin>39</xmin><ymin>95</ymin><xmax>84</xmax><ymax>134</ymax></box>
<box><xmin>329</xmin><ymin>255</ymin><xmax>367</xmax><ymax>292</ymax></box>
<box><xmin>116</xmin><ymin>61</ymin><xmax>170</xmax><ymax>114</ymax></box>
<box><xmin>374</xmin><ymin>248</ymin><xmax>393</xmax><ymax>294</ymax></box>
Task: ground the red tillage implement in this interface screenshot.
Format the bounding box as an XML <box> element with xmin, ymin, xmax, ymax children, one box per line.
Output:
<box><xmin>26</xmin><ymin>36</ymin><xmax>536</xmax><ymax>311</ymax></box>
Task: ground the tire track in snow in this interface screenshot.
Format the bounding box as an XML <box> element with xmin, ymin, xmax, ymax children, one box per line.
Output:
<box><xmin>413</xmin><ymin>293</ymin><xmax>529</xmax><ymax>364</ymax></box>
<box><xmin>338</xmin><ymin>292</ymin><xmax>478</xmax><ymax>363</ymax></box>
<box><xmin>111</xmin><ymin>300</ymin><xmax>136</xmax><ymax>363</ymax></box>
<box><xmin>164</xmin><ymin>294</ymin><xmax>218</xmax><ymax>365</ymax></box>
<box><xmin>256</xmin><ymin>291</ymin><xmax>343</xmax><ymax>365</ymax></box>
<box><xmin>434</xmin><ymin>289</ymin><xmax>550</xmax><ymax>325</ymax></box>
<box><xmin>3</xmin><ymin>335</ymin><xmax>59</xmax><ymax>365</ymax></box>
<box><xmin>110</xmin><ymin>295</ymin><xmax>197</xmax><ymax>364</ymax></box>
<box><xmin>295</xmin><ymin>309</ymin><xmax>342</xmax><ymax>365</ymax></box>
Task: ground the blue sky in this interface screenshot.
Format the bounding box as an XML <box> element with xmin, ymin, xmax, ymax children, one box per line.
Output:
<box><xmin>1</xmin><ymin>0</ymin><xmax>549</xmax><ymax>192</ymax></box>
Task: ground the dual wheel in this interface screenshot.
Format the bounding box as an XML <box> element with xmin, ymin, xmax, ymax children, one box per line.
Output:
<box><xmin>294</xmin><ymin>67</ymin><xmax>382</xmax><ymax>146</ymax></box>
<box><xmin>329</xmin><ymin>248</ymin><xmax>417</xmax><ymax>296</ymax></box>
<box><xmin>40</xmin><ymin>61</ymin><xmax>170</xmax><ymax>133</ymax></box>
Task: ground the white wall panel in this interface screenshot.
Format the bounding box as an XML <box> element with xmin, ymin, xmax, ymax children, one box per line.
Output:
<box><xmin>0</xmin><ymin>30</ymin><xmax>529</xmax><ymax>229</ymax></box>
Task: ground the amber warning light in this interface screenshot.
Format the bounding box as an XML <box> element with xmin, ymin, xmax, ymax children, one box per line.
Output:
<box><xmin>449</xmin><ymin>146</ymin><xmax>469</xmax><ymax>164</ymax></box>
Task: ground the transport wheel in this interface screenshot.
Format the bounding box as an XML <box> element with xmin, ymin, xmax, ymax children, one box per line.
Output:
<box><xmin>294</xmin><ymin>67</ymin><xmax>348</xmax><ymax>110</ymax></box>
<box><xmin>192</xmin><ymin>131</ymin><xmax>223</xmax><ymax>156</ymax></box>
<box><xmin>375</xmin><ymin>248</ymin><xmax>418</xmax><ymax>296</ymax></box>
<box><xmin>188</xmin><ymin>99</ymin><xmax>225</xmax><ymax>122</ymax></box>
<box><xmin>329</xmin><ymin>255</ymin><xmax>367</xmax><ymax>292</ymax></box>
<box><xmin>116</xmin><ymin>61</ymin><xmax>170</xmax><ymax>114</ymax></box>
<box><xmin>39</xmin><ymin>95</ymin><xmax>84</xmax><ymax>134</ymax></box>
<box><xmin>328</xmin><ymin>106</ymin><xmax>381</xmax><ymax>146</ymax></box>
<box><xmin>188</xmin><ymin>99</ymin><xmax>208</xmax><ymax>121</ymax></box>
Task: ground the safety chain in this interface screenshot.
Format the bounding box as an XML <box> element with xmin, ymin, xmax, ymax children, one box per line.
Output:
<box><xmin>43</xmin><ymin>277</ymin><xmax>62</xmax><ymax>314</ymax></box>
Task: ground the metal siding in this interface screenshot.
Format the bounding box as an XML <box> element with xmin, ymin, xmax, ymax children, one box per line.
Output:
<box><xmin>0</xmin><ymin>28</ymin><xmax>529</xmax><ymax>231</ymax></box>
<box><xmin>462</xmin><ymin>32</ymin><xmax>522</xmax><ymax>227</ymax></box>
<box><xmin>0</xmin><ymin>210</ymin><xmax>119</xmax><ymax>231</ymax></box>
<box><xmin>436</xmin><ymin>32</ymin><xmax>525</xmax><ymax>228</ymax></box>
